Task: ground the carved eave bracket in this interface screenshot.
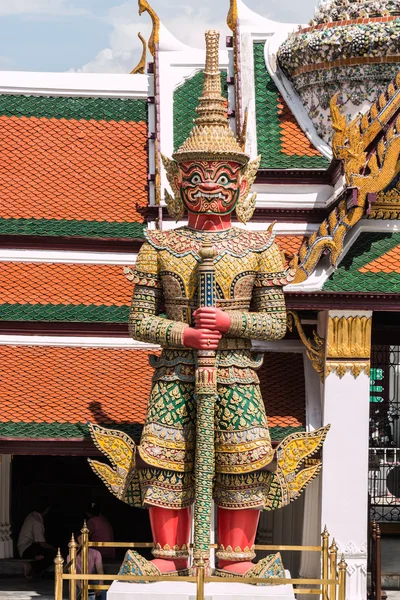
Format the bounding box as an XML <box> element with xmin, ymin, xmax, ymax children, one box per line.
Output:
<box><xmin>287</xmin><ymin>310</ymin><xmax>325</xmax><ymax>381</ymax></box>
<box><xmin>294</xmin><ymin>73</ymin><xmax>400</xmax><ymax>284</ymax></box>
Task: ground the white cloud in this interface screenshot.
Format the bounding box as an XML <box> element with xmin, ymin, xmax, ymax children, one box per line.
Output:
<box><xmin>0</xmin><ymin>0</ymin><xmax>90</xmax><ymax>17</ymax></box>
<box><xmin>71</xmin><ymin>0</ymin><xmax>320</xmax><ymax>73</ymax></box>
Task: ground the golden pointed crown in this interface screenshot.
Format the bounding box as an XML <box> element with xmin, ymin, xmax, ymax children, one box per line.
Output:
<box><xmin>173</xmin><ymin>30</ymin><xmax>249</xmax><ymax>165</ymax></box>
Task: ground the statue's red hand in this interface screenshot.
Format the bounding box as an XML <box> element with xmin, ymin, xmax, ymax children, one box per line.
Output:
<box><xmin>193</xmin><ymin>307</ymin><xmax>231</xmax><ymax>334</ymax></box>
<box><xmin>183</xmin><ymin>327</ymin><xmax>222</xmax><ymax>350</ymax></box>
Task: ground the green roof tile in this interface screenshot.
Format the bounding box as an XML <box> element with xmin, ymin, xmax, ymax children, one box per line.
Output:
<box><xmin>0</xmin><ymin>218</ymin><xmax>145</xmax><ymax>239</ymax></box>
<box><xmin>324</xmin><ymin>232</ymin><xmax>400</xmax><ymax>293</ymax></box>
<box><xmin>0</xmin><ymin>95</ymin><xmax>147</xmax><ymax>122</ymax></box>
<box><xmin>0</xmin><ymin>304</ymin><xmax>130</xmax><ymax>323</ymax></box>
<box><xmin>0</xmin><ymin>421</ymin><xmax>300</xmax><ymax>443</ymax></box>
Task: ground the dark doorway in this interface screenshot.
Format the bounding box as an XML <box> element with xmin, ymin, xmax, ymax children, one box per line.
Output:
<box><xmin>11</xmin><ymin>455</ymin><xmax>151</xmax><ymax>559</ymax></box>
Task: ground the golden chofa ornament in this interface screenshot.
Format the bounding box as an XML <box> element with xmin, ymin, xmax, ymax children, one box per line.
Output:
<box><xmin>162</xmin><ymin>29</ymin><xmax>261</xmax><ymax>224</ymax></box>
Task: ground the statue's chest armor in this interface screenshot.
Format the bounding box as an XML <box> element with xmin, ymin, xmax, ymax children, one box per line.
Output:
<box><xmin>158</xmin><ymin>250</ymin><xmax>258</xmax><ymax>302</ymax></box>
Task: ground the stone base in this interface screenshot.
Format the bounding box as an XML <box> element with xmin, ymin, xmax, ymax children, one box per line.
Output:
<box><xmin>107</xmin><ymin>573</ymin><xmax>295</xmax><ymax>600</ymax></box>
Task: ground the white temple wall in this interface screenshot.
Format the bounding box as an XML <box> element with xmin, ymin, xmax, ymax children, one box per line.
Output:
<box><xmin>319</xmin><ymin>310</ymin><xmax>372</xmax><ymax>600</ymax></box>
<box><xmin>0</xmin><ymin>455</ymin><xmax>13</xmax><ymax>558</ymax></box>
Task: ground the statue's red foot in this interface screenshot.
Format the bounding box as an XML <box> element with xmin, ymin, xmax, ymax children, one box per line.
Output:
<box><xmin>151</xmin><ymin>558</ymin><xmax>189</xmax><ymax>573</ymax></box>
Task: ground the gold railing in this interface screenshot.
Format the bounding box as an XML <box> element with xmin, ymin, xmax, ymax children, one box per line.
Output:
<box><xmin>55</xmin><ymin>523</ymin><xmax>347</xmax><ymax>600</ymax></box>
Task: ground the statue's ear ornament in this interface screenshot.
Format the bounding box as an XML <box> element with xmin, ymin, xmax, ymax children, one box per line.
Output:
<box><xmin>235</xmin><ymin>155</ymin><xmax>261</xmax><ymax>224</ymax></box>
<box><xmin>161</xmin><ymin>154</ymin><xmax>185</xmax><ymax>222</ymax></box>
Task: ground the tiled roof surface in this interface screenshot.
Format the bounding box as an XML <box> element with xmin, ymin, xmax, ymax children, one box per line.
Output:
<box><xmin>259</xmin><ymin>352</ymin><xmax>306</xmax><ymax>439</ymax></box>
<box><xmin>276</xmin><ymin>235</ymin><xmax>308</xmax><ymax>258</ymax></box>
<box><xmin>0</xmin><ymin>262</ymin><xmax>133</xmax><ymax>323</ymax></box>
<box><xmin>0</xmin><ymin>95</ymin><xmax>148</xmax><ymax>239</ymax></box>
<box><xmin>277</xmin><ymin>97</ymin><xmax>323</xmax><ymax>157</ymax></box>
<box><xmin>324</xmin><ymin>232</ymin><xmax>400</xmax><ymax>292</ymax></box>
<box><xmin>0</xmin><ymin>347</ymin><xmax>305</xmax><ymax>442</ymax></box>
<box><xmin>174</xmin><ymin>70</ymin><xmax>228</xmax><ymax>152</ymax></box>
<box><xmin>253</xmin><ymin>42</ymin><xmax>330</xmax><ymax>170</ymax></box>
<box><xmin>0</xmin><ymin>235</ymin><xmax>302</xmax><ymax>323</ymax></box>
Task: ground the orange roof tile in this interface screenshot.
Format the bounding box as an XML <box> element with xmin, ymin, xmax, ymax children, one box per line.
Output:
<box><xmin>276</xmin><ymin>235</ymin><xmax>307</xmax><ymax>257</ymax></box>
<box><xmin>0</xmin><ymin>347</ymin><xmax>156</xmax><ymax>425</ymax></box>
<box><xmin>0</xmin><ymin>346</ymin><xmax>305</xmax><ymax>435</ymax></box>
<box><xmin>277</xmin><ymin>96</ymin><xmax>323</xmax><ymax>158</ymax></box>
<box><xmin>0</xmin><ymin>240</ymin><xmax>304</xmax><ymax>307</ymax></box>
<box><xmin>0</xmin><ymin>263</ymin><xmax>133</xmax><ymax>306</ymax></box>
<box><xmin>359</xmin><ymin>244</ymin><xmax>400</xmax><ymax>274</ymax></box>
<box><xmin>0</xmin><ymin>116</ymin><xmax>148</xmax><ymax>223</ymax></box>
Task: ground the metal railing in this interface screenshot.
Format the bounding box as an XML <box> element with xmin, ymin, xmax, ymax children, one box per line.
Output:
<box><xmin>54</xmin><ymin>523</ymin><xmax>347</xmax><ymax>600</ymax></box>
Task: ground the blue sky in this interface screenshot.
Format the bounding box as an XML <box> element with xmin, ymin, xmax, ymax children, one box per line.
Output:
<box><xmin>0</xmin><ymin>0</ymin><xmax>320</xmax><ymax>73</ymax></box>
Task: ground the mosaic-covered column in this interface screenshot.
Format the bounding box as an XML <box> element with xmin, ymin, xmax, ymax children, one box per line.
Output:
<box><xmin>0</xmin><ymin>455</ymin><xmax>13</xmax><ymax>558</ymax></box>
<box><xmin>319</xmin><ymin>311</ymin><xmax>372</xmax><ymax>600</ymax></box>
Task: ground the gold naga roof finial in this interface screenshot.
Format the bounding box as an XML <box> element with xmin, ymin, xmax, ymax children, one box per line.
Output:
<box><xmin>173</xmin><ymin>30</ymin><xmax>248</xmax><ymax>165</ymax></box>
<box><xmin>138</xmin><ymin>0</ymin><xmax>160</xmax><ymax>57</ymax></box>
<box><xmin>130</xmin><ymin>32</ymin><xmax>147</xmax><ymax>74</ymax></box>
<box><xmin>227</xmin><ymin>0</ymin><xmax>238</xmax><ymax>32</ymax></box>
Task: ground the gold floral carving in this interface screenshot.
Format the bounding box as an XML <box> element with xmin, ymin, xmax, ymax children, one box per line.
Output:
<box><xmin>287</xmin><ymin>310</ymin><xmax>325</xmax><ymax>381</ymax></box>
<box><xmin>327</xmin><ymin>316</ymin><xmax>372</xmax><ymax>359</ymax></box>
<box><xmin>294</xmin><ymin>82</ymin><xmax>400</xmax><ymax>283</ymax></box>
<box><xmin>325</xmin><ymin>362</ymin><xmax>370</xmax><ymax>379</ymax></box>
<box><xmin>325</xmin><ymin>316</ymin><xmax>372</xmax><ymax>379</ymax></box>
<box><xmin>368</xmin><ymin>184</ymin><xmax>400</xmax><ymax>219</ymax></box>
<box><xmin>138</xmin><ymin>0</ymin><xmax>160</xmax><ymax>57</ymax></box>
<box><xmin>131</xmin><ymin>32</ymin><xmax>147</xmax><ymax>74</ymax></box>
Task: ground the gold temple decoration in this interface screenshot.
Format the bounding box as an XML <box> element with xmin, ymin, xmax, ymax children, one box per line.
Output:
<box><xmin>162</xmin><ymin>30</ymin><xmax>261</xmax><ymax>224</ymax></box>
<box><xmin>325</xmin><ymin>315</ymin><xmax>372</xmax><ymax>379</ymax></box>
<box><xmin>131</xmin><ymin>32</ymin><xmax>147</xmax><ymax>74</ymax></box>
<box><xmin>227</xmin><ymin>0</ymin><xmax>239</xmax><ymax>33</ymax></box>
<box><xmin>173</xmin><ymin>30</ymin><xmax>247</xmax><ymax>165</ymax></box>
<box><xmin>138</xmin><ymin>0</ymin><xmax>160</xmax><ymax>58</ymax></box>
<box><xmin>368</xmin><ymin>182</ymin><xmax>400</xmax><ymax>220</ymax></box>
<box><xmin>294</xmin><ymin>71</ymin><xmax>400</xmax><ymax>283</ymax></box>
<box><xmin>287</xmin><ymin>310</ymin><xmax>325</xmax><ymax>381</ymax></box>
<box><xmin>138</xmin><ymin>0</ymin><xmax>161</xmax><ymax>204</ymax></box>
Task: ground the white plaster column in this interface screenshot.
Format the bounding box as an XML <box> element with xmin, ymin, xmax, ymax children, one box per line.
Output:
<box><xmin>0</xmin><ymin>455</ymin><xmax>13</xmax><ymax>558</ymax></box>
<box><xmin>319</xmin><ymin>311</ymin><xmax>372</xmax><ymax>600</ymax></box>
<box><xmin>300</xmin><ymin>352</ymin><xmax>323</xmax><ymax>579</ymax></box>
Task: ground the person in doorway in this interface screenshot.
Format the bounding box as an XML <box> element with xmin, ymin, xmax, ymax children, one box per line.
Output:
<box><xmin>85</xmin><ymin>503</ymin><xmax>115</xmax><ymax>559</ymax></box>
<box><xmin>17</xmin><ymin>500</ymin><xmax>56</xmax><ymax>578</ymax></box>
<box><xmin>68</xmin><ymin>531</ymin><xmax>106</xmax><ymax>600</ymax></box>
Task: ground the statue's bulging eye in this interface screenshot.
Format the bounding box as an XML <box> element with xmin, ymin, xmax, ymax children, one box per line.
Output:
<box><xmin>190</xmin><ymin>174</ymin><xmax>202</xmax><ymax>184</ymax></box>
<box><xmin>217</xmin><ymin>175</ymin><xmax>229</xmax><ymax>185</ymax></box>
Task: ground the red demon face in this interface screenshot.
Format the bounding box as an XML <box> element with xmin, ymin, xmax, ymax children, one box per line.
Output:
<box><xmin>176</xmin><ymin>160</ymin><xmax>245</xmax><ymax>215</ymax></box>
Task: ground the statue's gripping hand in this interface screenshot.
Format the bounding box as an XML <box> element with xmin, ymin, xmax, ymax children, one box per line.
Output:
<box><xmin>182</xmin><ymin>326</ymin><xmax>222</xmax><ymax>350</ymax></box>
<box><xmin>182</xmin><ymin>308</ymin><xmax>230</xmax><ymax>350</ymax></box>
<box><xmin>193</xmin><ymin>307</ymin><xmax>231</xmax><ymax>334</ymax></box>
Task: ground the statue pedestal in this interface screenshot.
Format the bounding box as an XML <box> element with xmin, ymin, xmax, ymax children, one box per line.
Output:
<box><xmin>107</xmin><ymin>573</ymin><xmax>295</xmax><ymax>600</ymax></box>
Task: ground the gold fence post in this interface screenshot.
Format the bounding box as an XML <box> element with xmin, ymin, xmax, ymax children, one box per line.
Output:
<box><xmin>69</xmin><ymin>533</ymin><xmax>77</xmax><ymax>600</ymax></box>
<box><xmin>54</xmin><ymin>548</ymin><xmax>64</xmax><ymax>600</ymax></box>
<box><xmin>196</xmin><ymin>558</ymin><xmax>205</xmax><ymax>600</ymax></box>
<box><xmin>338</xmin><ymin>554</ymin><xmax>347</xmax><ymax>600</ymax></box>
<box><xmin>322</xmin><ymin>526</ymin><xmax>330</xmax><ymax>600</ymax></box>
<box><xmin>81</xmin><ymin>521</ymin><xmax>89</xmax><ymax>600</ymax></box>
<box><xmin>329</xmin><ymin>539</ymin><xmax>338</xmax><ymax>600</ymax></box>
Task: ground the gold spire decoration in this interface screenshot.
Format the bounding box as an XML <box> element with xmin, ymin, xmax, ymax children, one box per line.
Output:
<box><xmin>131</xmin><ymin>32</ymin><xmax>147</xmax><ymax>74</ymax></box>
<box><xmin>173</xmin><ymin>30</ymin><xmax>249</xmax><ymax>165</ymax></box>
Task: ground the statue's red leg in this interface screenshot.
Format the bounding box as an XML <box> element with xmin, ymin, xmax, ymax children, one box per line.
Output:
<box><xmin>149</xmin><ymin>506</ymin><xmax>191</xmax><ymax>573</ymax></box>
<box><xmin>217</xmin><ymin>507</ymin><xmax>260</xmax><ymax>574</ymax></box>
